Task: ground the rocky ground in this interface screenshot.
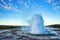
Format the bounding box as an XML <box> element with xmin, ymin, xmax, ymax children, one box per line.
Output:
<box><xmin>0</xmin><ymin>29</ymin><xmax>60</xmax><ymax>40</ymax></box>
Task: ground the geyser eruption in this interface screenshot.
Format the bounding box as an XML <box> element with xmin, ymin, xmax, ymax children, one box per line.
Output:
<box><xmin>30</xmin><ymin>14</ymin><xmax>47</xmax><ymax>34</ymax></box>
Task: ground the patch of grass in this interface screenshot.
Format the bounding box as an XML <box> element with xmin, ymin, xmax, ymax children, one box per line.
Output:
<box><xmin>0</xmin><ymin>25</ymin><xmax>21</xmax><ymax>29</ymax></box>
<box><xmin>46</xmin><ymin>24</ymin><xmax>60</xmax><ymax>28</ymax></box>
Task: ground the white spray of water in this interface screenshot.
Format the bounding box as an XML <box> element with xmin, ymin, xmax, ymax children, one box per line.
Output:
<box><xmin>30</xmin><ymin>14</ymin><xmax>47</xmax><ymax>34</ymax></box>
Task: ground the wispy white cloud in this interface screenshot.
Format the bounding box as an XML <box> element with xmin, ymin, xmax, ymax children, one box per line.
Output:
<box><xmin>1</xmin><ymin>0</ymin><xmax>12</xmax><ymax>5</ymax></box>
<box><xmin>46</xmin><ymin>0</ymin><xmax>60</xmax><ymax>11</ymax></box>
<box><xmin>46</xmin><ymin>0</ymin><xmax>55</xmax><ymax>3</ymax></box>
<box><xmin>28</xmin><ymin>0</ymin><xmax>31</xmax><ymax>3</ymax></box>
<box><xmin>1</xmin><ymin>0</ymin><xmax>7</xmax><ymax>5</ymax></box>
<box><xmin>9</xmin><ymin>0</ymin><xmax>11</xmax><ymax>2</ymax></box>
<box><xmin>0</xmin><ymin>0</ymin><xmax>22</xmax><ymax>14</ymax></box>
<box><xmin>54</xmin><ymin>6</ymin><xmax>60</xmax><ymax>11</ymax></box>
<box><xmin>17</xmin><ymin>0</ymin><xmax>29</xmax><ymax>9</ymax></box>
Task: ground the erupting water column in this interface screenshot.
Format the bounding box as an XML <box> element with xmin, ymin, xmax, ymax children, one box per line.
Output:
<box><xmin>30</xmin><ymin>14</ymin><xmax>47</xmax><ymax>34</ymax></box>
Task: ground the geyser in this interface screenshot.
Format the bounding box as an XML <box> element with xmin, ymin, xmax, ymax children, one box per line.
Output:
<box><xmin>30</xmin><ymin>14</ymin><xmax>47</xmax><ymax>34</ymax></box>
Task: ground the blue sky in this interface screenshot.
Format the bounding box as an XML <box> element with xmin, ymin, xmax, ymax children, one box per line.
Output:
<box><xmin>0</xmin><ymin>0</ymin><xmax>60</xmax><ymax>26</ymax></box>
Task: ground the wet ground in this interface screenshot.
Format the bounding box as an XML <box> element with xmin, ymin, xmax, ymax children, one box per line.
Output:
<box><xmin>0</xmin><ymin>28</ymin><xmax>60</xmax><ymax>40</ymax></box>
